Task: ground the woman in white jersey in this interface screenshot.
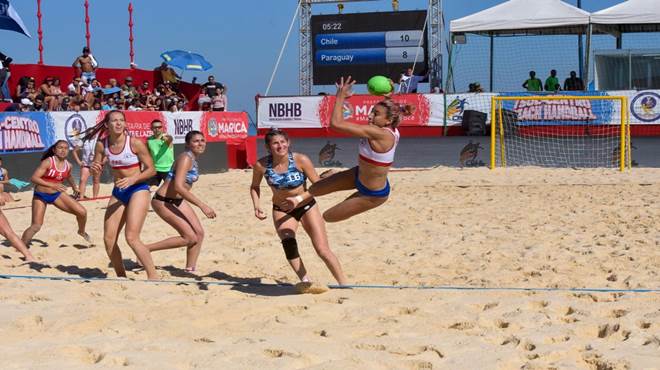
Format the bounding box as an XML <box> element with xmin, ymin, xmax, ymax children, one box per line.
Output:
<box><xmin>71</xmin><ymin>129</ymin><xmax>102</xmax><ymax>199</ymax></box>
<box><xmin>285</xmin><ymin>76</ymin><xmax>413</xmax><ymax>222</ymax></box>
<box><xmin>82</xmin><ymin>110</ymin><xmax>158</xmax><ymax>280</ymax></box>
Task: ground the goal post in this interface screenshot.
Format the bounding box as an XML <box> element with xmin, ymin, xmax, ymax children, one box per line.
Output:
<box><xmin>490</xmin><ymin>95</ymin><xmax>630</xmax><ymax>171</ymax></box>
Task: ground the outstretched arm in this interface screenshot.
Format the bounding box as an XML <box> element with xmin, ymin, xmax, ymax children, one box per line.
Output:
<box><xmin>250</xmin><ymin>162</ymin><xmax>267</xmax><ymax>220</ymax></box>
<box><xmin>172</xmin><ymin>154</ymin><xmax>215</xmax><ymax>218</ymax></box>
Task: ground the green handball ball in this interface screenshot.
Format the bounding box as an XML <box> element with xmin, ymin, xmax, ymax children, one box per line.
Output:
<box><xmin>367</xmin><ymin>75</ymin><xmax>392</xmax><ymax>96</ymax></box>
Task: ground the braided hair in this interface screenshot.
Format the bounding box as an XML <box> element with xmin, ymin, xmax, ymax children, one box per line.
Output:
<box><xmin>80</xmin><ymin>110</ymin><xmax>125</xmax><ymax>142</ymax></box>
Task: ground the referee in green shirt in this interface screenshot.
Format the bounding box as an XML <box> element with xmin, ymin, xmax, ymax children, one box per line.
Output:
<box><xmin>147</xmin><ymin>119</ymin><xmax>174</xmax><ymax>187</ymax></box>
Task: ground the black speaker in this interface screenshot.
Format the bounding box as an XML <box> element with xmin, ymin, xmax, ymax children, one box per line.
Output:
<box><xmin>462</xmin><ymin>110</ymin><xmax>488</xmax><ymax>136</ymax></box>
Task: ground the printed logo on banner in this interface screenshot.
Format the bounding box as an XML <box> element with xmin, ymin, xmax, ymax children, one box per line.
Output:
<box><xmin>342</xmin><ymin>101</ymin><xmax>354</xmax><ymax>119</ymax></box>
<box><xmin>268</xmin><ymin>102</ymin><xmax>303</xmax><ymax>121</ymax></box>
<box><xmin>631</xmin><ymin>92</ymin><xmax>660</xmax><ymax>123</ymax></box>
<box><xmin>207</xmin><ymin>118</ymin><xmax>218</xmax><ymax>138</ymax></box>
<box><xmin>0</xmin><ymin>115</ymin><xmax>47</xmax><ymax>151</ymax></box>
<box><xmin>446</xmin><ymin>97</ymin><xmax>468</xmax><ymax>122</ymax></box>
<box><xmin>64</xmin><ymin>113</ymin><xmax>87</xmax><ymax>147</ymax></box>
<box><xmin>173</xmin><ymin>118</ymin><xmax>194</xmax><ymax>140</ymax></box>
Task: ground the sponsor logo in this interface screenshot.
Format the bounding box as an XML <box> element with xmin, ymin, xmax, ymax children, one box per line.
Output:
<box><xmin>342</xmin><ymin>101</ymin><xmax>354</xmax><ymax>119</ymax></box>
<box><xmin>64</xmin><ymin>113</ymin><xmax>87</xmax><ymax>147</ymax></box>
<box><xmin>318</xmin><ymin>141</ymin><xmax>342</xmax><ymax>166</ymax></box>
<box><xmin>207</xmin><ymin>118</ymin><xmax>218</xmax><ymax>137</ymax></box>
<box><xmin>217</xmin><ymin>121</ymin><xmax>248</xmax><ymax>136</ymax></box>
<box><xmin>630</xmin><ymin>92</ymin><xmax>660</xmax><ymax>123</ymax></box>
<box><xmin>173</xmin><ymin>118</ymin><xmax>194</xmax><ymax>136</ymax></box>
<box><xmin>458</xmin><ymin>140</ymin><xmax>485</xmax><ymax>167</ymax></box>
<box><xmin>513</xmin><ymin>99</ymin><xmax>597</xmax><ymax>121</ymax></box>
<box><xmin>0</xmin><ymin>115</ymin><xmax>47</xmax><ymax>151</ymax></box>
<box><xmin>446</xmin><ymin>97</ymin><xmax>468</xmax><ymax>122</ymax></box>
<box><xmin>268</xmin><ymin>103</ymin><xmax>302</xmax><ymax>121</ymax></box>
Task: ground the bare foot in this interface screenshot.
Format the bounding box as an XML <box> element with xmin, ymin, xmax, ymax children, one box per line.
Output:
<box><xmin>295</xmin><ymin>281</ymin><xmax>329</xmax><ymax>294</ymax></box>
<box><xmin>78</xmin><ymin>231</ymin><xmax>92</xmax><ymax>243</ymax></box>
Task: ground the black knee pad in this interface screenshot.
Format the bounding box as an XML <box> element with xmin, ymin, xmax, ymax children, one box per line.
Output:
<box><xmin>281</xmin><ymin>237</ymin><xmax>299</xmax><ymax>260</ymax></box>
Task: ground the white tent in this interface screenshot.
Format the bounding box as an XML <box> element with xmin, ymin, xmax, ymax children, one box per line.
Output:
<box><xmin>591</xmin><ymin>0</ymin><xmax>660</xmax><ymax>33</ymax></box>
<box><xmin>450</xmin><ymin>0</ymin><xmax>590</xmax><ymax>36</ymax></box>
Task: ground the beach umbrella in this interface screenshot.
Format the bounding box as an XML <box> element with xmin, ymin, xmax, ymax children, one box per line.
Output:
<box><xmin>160</xmin><ymin>49</ymin><xmax>212</xmax><ymax>71</ymax></box>
<box><xmin>0</xmin><ymin>0</ymin><xmax>31</xmax><ymax>37</ymax></box>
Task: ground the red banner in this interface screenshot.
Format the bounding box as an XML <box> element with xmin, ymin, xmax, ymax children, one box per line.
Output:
<box><xmin>201</xmin><ymin>112</ymin><xmax>249</xmax><ymax>142</ymax></box>
<box><xmin>318</xmin><ymin>94</ymin><xmax>431</xmax><ymax>127</ymax></box>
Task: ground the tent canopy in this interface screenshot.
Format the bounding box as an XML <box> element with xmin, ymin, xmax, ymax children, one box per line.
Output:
<box><xmin>591</xmin><ymin>0</ymin><xmax>660</xmax><ymax>33</ymax></box>
<box><xmin>450</xmin><ymin>0</ymin><xmax>590</xmax><ymax>36</ymax></box>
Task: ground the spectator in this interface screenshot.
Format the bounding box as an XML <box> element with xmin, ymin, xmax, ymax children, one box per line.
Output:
<box><xmin>564</xmin><ymin>71</ymin><xmax>585</xmax><ymax>91</ymax></box>
<box><xmin>102</xmin><ymin>97</ymin><xmax>116</xmax><ymax>110</ymax></box>
<box><xmin>72</xmin><ymin>47</ymin><xmax>98</xmax><ymax>83</ymax></box>
<box><xmin>212</xmin><ymin>87</ymin><xmax>227</xmax><ymax>111</ymax></box>
<box><xmin>157</xmin><ymin>62</ymin><xmax>180</xmax><ymax>85</ymax></box>
<box><xmin>121</xmin><ymin>76</ymin><xmax>139</xmax><ymax>99</ymax></box>
<box><xmin>176</xmin><ymin>100</ymin><xmax>186</xmax><ymax>111</ymax></box>
<box><xmin>17</xmin><ymin>78</ymin><xmax>37</xmax><ymax>101</ymax></box>
<box><xmin>19</xmin><ymin>98</ymin><xmax>33</xmax><ymax>111</ymax></box>
<box><xmin>398</xmin><ymin>67</ymin><xmax>427</xmax><ymax>93</ymax></box>
<box><xmin>138</xmin><ymin>80</ymin><xmax>151</xmax><ymax>95</ymax></box>
<box><xmin>544</xmin><ymin>69</ymin><xmax>561</xmax><ymax>92</ymax></box>
<box><xmin>146</xmin><ymin>119</ymin><xmax>174</xmax><ymax>187</ymax></box>
<box><xmin>201</xmin><ymin>75</ymin><xmax>223</xmax><ymax>98</ymax></box>
<box><xmin>67</xmin><ymin>77</ymin><xmax>83</xmax><ymax>96</ymax></box>
<box><xmin>522</xmin><ymin>71</ymin><xmax>543</xmax><ymax>92</ymax></box>
<box><xmin>0</xmin><ymin>51</ymin><xmax>12</xmax><ymax>102</ymax></box>
<box><xmin>468</xmin><ymin>82</ymin><xmax>484</xmax><ymax>93</ymax></box>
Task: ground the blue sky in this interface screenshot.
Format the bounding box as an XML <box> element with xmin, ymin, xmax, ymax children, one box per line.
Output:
<box><xmin>2</xmin><ymin>0</ymin><xmax>628</xmax><ymax>117</ymax></box>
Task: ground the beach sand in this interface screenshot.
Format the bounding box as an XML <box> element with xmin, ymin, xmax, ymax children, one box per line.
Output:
<box><xmin>1</xmin><ymin>168</ymin><xmax>659</xmax><ymax>369</ymax></box>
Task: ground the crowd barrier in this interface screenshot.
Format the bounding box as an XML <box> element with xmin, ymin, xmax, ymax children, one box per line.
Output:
<box><xmin>257</xmin><ymin>90</ymin><xmax>660</xmax><ymax>136</ymax></box>
<box><xmin>0</xmin><ymin>110</ymin><xmax>254</xmax><ymax>168</ymax></box>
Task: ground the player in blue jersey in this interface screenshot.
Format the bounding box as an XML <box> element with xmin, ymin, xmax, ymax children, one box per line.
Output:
<box><xmin>250</xmin><ymin>128</ymin><xmax>347</xmax><ymax>288</ymax></box>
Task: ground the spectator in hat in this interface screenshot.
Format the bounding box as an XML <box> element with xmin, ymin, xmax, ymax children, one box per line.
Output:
<box><xmin>72</xmin><ymin>47</ymin><xmax>98</xmax><ymax>83</ymax></box>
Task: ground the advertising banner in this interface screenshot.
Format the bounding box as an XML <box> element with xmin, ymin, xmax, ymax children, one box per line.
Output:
<box><xmin>317</xmin><ymin>93</ymin><xmax>430</xmax><ymax>127</ymax></box>
<box><xmin>200</xmin><ymin>111</ymin><xmax>249</xmax><ymax>142</ymax></box>
<box><xmin>0</xmin><ymin>112</ymin><xmax>55</xmax><ymax>153</ymax></box>
<box><xmin>426</xmin><ymin>93</ymin><xmax>495</xmax><ymax>127</ymax></box>
<box><xmin>258</xmin><ymin>96</ymin><xmax>324</xmax><ymax>129</ymax></box>
<box><xmin>163</xmin><ymin>112</ymin><xmax>201</xmax><ymax>144</ymax></box>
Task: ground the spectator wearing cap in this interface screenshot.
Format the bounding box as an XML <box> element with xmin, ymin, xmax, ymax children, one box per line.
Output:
<box><xmin>20</xmin><ymin>98</ymin><xmax>34</xmax><ymax>111</ymax></box>
<box><xmin>121</xmin><ymin>76</ymin><xmax>139</xmax><ymax>99</ymax></box>
<box><xmin>72</xmin><ymin>47</ymin><xmax>98</xmax><ymax>83</ymax></box>
<box><xmin>202</xmin><ymin>75</ymin><xmax>224</xmax><ymax>98</ymax></box>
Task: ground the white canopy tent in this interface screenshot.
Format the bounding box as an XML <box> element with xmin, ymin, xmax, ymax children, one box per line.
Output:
<box><xmin>591</xmin><ymin>0</ymin><xmax>660</xmax><ymax>33</ymax></box>
<box><xmin>449</xmin><ymin>0</ymin><xmax>592</xmax><ymax>91</ymax></box>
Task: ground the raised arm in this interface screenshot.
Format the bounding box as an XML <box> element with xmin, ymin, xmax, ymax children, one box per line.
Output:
<box><xmin>250</xmin><ymin>161</ymin><xmax>267</xmax><ymax>220</ymax></box>
<box><xmin>171</xmin><ymin>154</ymin><xmax>215</xmax><ymax>218</ymax></box>
<box><xmin>329</xmin><ymin>76</ymin><xmax>391</xmax><ymax>141</ymax></box>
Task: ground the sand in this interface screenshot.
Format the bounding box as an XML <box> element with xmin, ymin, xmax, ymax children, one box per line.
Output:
<box><xmin>0</xmin><ymin>167</ymin><xmax>659</xmax><ymax>369</ymax></box>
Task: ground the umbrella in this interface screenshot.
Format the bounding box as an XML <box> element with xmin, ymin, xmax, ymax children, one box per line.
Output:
<box><xmin>0</xmin><ymin>0</ymin><xmax>31</xmax><ymax>37</ymax></box>
<box><xmin>102</xmin><ymin>87</ymin><xmax>121</xmax><ymax>95</ymax></box>
<box><xmin>160</xmin><ymin>50</ymin><xmax>212</xmax><ymax>71</ymax></box>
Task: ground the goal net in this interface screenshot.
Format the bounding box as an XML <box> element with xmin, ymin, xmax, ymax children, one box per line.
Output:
<box><xmin>490</xmin><ymin>95</ymin><xmax>631</xmax><ymax>170</ymax></box>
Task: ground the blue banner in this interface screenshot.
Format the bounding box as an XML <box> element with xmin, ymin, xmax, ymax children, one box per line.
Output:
<box><xmin>498</xmin><ymin>91</ymin><xmax>614</xmax><ymax>126</ymax></box>
<box><xmin>0</xmin><ymin>112</ymin><xmax>56</xmax><ymax>153</ymax></box>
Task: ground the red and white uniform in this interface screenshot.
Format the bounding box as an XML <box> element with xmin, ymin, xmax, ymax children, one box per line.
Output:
<box><xmin>41</xmin><ymin>157</ymin><xmax>71</xmax><ymax>183</ymax></box>
<box><xmin>358</xmin><ymin>128</ymin><xmax>400</xmax><ymax>167</ymax></box>
<box><xmin>105</xmin><ymin>137</ymin><xmax>140</xmax><ymax>170</ymax></box>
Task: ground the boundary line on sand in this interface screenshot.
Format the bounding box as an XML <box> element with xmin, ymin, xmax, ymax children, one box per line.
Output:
<box><xmin>1</xmin><ymin>274</ymin><xmax>658</xmax><ymax>293</ymax></box>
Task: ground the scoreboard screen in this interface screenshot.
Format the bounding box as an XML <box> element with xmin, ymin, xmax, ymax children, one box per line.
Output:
<box><xmin>311</xmin><ymin>10</ymin><xmax>428</xmax><ymax>85</ymax></box>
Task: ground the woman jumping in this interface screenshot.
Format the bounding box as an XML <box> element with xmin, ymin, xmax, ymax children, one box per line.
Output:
<box><xmin>251</xmin><ymin>128</ymin><xmax>348</xmax><ymax>287</ymax></box>
<box><xmin>284</xmin><ymin>76</ymin><xmax>413</xmax><ymax>222</ymax></box>
<box><xmin>82</xmin><ymin>110</ymin><xmax>158</xmax><ymax>280</ymax></box>
<box><xmin>146</xmin><ymin>130</ymin><xmax>216</xmax><ymax>272</ymax></box>
<box><xmin>21</xmin><ymin>140</ymin><xmax>91</xmax><ymax>245</ymax></box>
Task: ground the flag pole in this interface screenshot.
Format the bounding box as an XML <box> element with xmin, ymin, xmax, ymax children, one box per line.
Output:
<box><xmin>84</xmin><ymin>0</ymin><xmax>91</xmax><ymax>50</ymax></box>
<box><xmin>37</xmin><ymin>0</ymin><xmax>44</xmax><ymax>64</ymax></box>
<box><xmin>128</xmin><ymin>2</ymin><xmax>135</xmax><ymax>68</ymax></box>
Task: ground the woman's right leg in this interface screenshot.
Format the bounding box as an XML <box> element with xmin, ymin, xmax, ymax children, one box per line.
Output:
<box><xmin>308</xmin><ymin>167</ymin><xmax>358</xmax><ymax>197</ymax></box>
<box><xmin>79</xmin><ymin>167</ymin><xmax>90</xmax><ymax>198</ymax></box>
<box><xmin>103</xmin><ymin>197</ymin><xmax>128</xmax><ymax>277</ymax></box>
<box><xmin>300</xmin><ymin>204</ymin><xmax>348</xmax><ymax>285</ymax></box>
<box><xmin>0</xmin><ymin>211</ymin><xmax>35</xmax><ymax>261</ymax></box>
<box><xmin>21</xmin><ymin>197</ymin><xmax>47</xmax><ymax>245</ymax></box>
<box><xmin>273</xmin><ymin>209</ymin><xmax>307</xmax><ymax>281</ymax></box>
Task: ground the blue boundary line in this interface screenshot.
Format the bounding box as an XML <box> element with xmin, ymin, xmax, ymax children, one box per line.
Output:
<box><xmin>1</xmin><ymin>274</ymin><xmax>658</xmax><ymax>293</ymax></box>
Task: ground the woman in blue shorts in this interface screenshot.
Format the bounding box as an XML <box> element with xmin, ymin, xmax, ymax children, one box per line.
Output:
<box><xmin>251</xmin><ymin>128</ymin><xmax>347</xmax><ymax>286</ymax></box>
<box><xmin>21</xmin><ymin>140</ymin><xmax>90</xmax><ymax>245</ymax></box>
<box><xmin>82</xmin><ymin>110</ymin><xmax>158</xmax><ymax>279</ymax></box>
<box><xmin>285</xmin><ymin>76</ymin><xmax>413</xmax><ymax>222</ymax></box>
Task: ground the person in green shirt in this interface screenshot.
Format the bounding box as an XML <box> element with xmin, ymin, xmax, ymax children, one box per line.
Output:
<box><xmin>522</xmin><ymin>71</ymin><xmax>543</xmax><ymax>92</ymax></box>
<box><xmin>544</xmin><ymin>69</ymin><xmax>561</xmax><ymax>92</ymax></box>
<box><xmin>147</xmin><ymin>119</ymin><xmax>174</xmax><ymax>187</ymax></box>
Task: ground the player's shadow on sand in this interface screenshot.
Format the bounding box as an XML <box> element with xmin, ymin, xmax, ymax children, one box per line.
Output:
<box><xmin>59</xmin><ymin>243</ymin><xmax>96</xmax><ymax>250</ymax></box>
<box><xmin>55</xmin><ymin>264</ymin><xmax>108</xmax><ymax>279</ymax></box>
<box><xmin>2</xmin><ymin>239</ymin><xmax>49</xmax><ymax>249</ymax></box>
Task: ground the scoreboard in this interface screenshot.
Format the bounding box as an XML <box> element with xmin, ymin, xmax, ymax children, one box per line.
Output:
<box><xmin>311</xmin><ymin>10</ymin><xmax>428</xmax><ymax>85</ymax></box>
